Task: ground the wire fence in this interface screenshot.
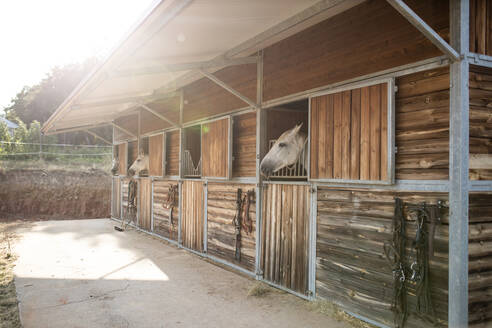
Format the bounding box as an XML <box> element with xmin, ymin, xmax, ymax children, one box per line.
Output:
<box><xmin>0</xmin><ymin>141</ymin><xmax>112</xmax><ymax>168</ymax></box>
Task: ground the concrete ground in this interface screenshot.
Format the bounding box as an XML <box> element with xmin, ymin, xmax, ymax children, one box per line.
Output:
<box><xmin>12</xmin><ymin>219</ymin><xmax>349</xmax><ymax>328</ymax></box>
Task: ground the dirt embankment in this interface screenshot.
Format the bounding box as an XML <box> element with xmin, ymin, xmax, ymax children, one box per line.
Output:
<box><xmin>0</xmin><ymin>169</ymin><xmax>111</xmax><ymax>219</ymax></box>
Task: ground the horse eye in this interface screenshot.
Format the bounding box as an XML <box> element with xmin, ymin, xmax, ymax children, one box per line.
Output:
<box><xmin>278</xmin><ymin>142</ymin><xmax>286</xmax><ymax>148</ymax></box>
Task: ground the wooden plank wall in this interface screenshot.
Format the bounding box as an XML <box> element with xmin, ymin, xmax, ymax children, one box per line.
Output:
<box><xmin>266</xmin><ymin>108</ymin><xmax>308</xmax><ymax>142</ymax></box>
<box><xmin>128</xmin><ymin>141</ymin><xmax>138</xmax><ymax>169</ymax></box>
<box><xmin>149</xmin><ymin>134</ymin><xmax>164</xmax><ymax>177</ymax></box>
<box><xmin>114</xmin><ymin>114</ymin><xmax>138</xmax><ymax>142</ymax></box>
<box><xmin>202</xmin><ymin>118</ymin><xmax>229</xmax><ymax>178</ymax></box>
<box><xmin>470</xmin><ymin>0</ymin><xmax>492</xmax><ymax>56</ymax></box>
<box><xmin>140</xmin><ymin>97</ymin><xmax>179</xmax><ymax>135</ymax></box>
<box><xmin>153</xmin><ymin>180</ymin><xmax>179</xmax><ymax>241</ymax></box>
<box><xmin>262</xmin><ymin>0</ymin><xmax>448</xmax><ymax>102</ymax></box>
<box><xmin>310</xmin><ymin>83</ymin><xmax>388</xmax><ymax>181</ymax></box>
<box><xmin>395</xmin><ymin>67</ymin><xmax>450</xmax><ymax>180</ymax></box>
<box><xmin>166</xmin><ymin>130</ymin><xmax>180</xmax><ymax>176</ymax></box>
<box><xmin>118</xmin><ymin>143</ymin><xmax>127</xmax><ymax>176</ymax></box>
<box><xmin>260</xmin><ymin>184</ymin><xmax>310</xmax><ymax>294</ymax></box>
<box><xmin>233</xmin><ymin>112</ymin><xmax>256</xmax><ymax>177</ymax></box>
<box><xmin>469</xmin><ymin>66</ymin><xmax>492</xmax><ymax>180</ymax></box>
<box><xmin>138</xmin><ymin>178</ymin><xmax>152</xmax><ymax>231</ymax></box>
<box><xmin>207</xmin><ymin>183</ymin><xmax>256</xmax><ymax>272</ymax></box>
<box><xmin>181</xmin><ymin>180</ymin><xmax>204</xmax><ymax>252</ymax></box>
<box><xmin>184</xmin><ymin>126</ymin><xmax>201</xmax><ymax>166</ymax></box>
<box><xmin>316</xmin><ymin>188</ymin><xmax>449</xmax><ymax>328</ymax></box>
<box><xmin>469</xmin><ymin>192</ymin><xmax>492</xmax><ymax>327</ymax></box>
<box><xmin>112</xmin><ymin>177</ymin><xmax>121</xmax><ymax>218</ymax></box>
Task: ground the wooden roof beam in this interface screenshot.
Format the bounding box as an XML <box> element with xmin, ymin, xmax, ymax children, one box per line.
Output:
<box><xmin>111</xmin><ymin>122</ymin><xmax>137</xmax><ymax>138</ymax></box>
<box><xmin>199</xmin><ymin>69</ymin><xmax>257</xmax><ymax>109</ymax></box>
<box><xmin>71</xmin><ymin>91</ymin><xmax>179</xmax><ymax>110</ymax></box>
<box><xmin>385</xmin><ymin>0</ymin><xmax>460</xmax><ymax>62</ymax></box>
<box><xmin>85</xmin><ymin>129</ymin><xmax>112</xmax><ymax>145</ymax></box>
<box><xmin>111</xmin><ymin>56</ymin><xmax>258</xmax><ymax>78</ymax></box>
<box><xmin>44</xmin><ymin>122</ymin><xmax>111</xmax><ymax>136</ymax></box>
<box><xmin>137</xmin><ymin>103</ymin><xmax>180</xmax><ymax>128</ymax></box>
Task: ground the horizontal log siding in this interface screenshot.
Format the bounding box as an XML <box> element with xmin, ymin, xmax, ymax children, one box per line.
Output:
<box><xmin>233</xmin><ymin>112</ymin><xmax>256</xmax><ymax>177</ymax></box>
<box><xmin>395</xmin><ymin>67</ymin><xmax>450</xmax><ymax>180</ymax></box>
<box><xmin>470</xmin><ymin>0</ymin><xmax>492</xmax><ymax>56</ymax></box>
<box><xmin>166</xmin><ymin>130</ymin><xmax>180</xmax><ymax>176</ymax></box>
<box><xmin>469</xmin><ymin>66</ymin><xmax>492</xmax><ymax>180</ymax></box>
<box><xmin>316</xmin><ymin>187</ymin><xmax>449</xmax><ymax>328</ymax></box>
<box><xmin>469</xmin><ymin>192</ymin><xmax>492</xmax><ymax>327</ymax></box>
<box><xmin>261</xmin><ymin>184</ymin><xmax>310</xmax><ymax>294</ymax></box>
<box><xmin>207</xmin><ymin>183</ymin><xmax>256</xmax><ymax>272</ymax></box>
<box><xmin>153</xmin><ymin>180</ymin><xmax>179</xmax><ymax>241</ymax></box>
<box><xmin>262</xmin><ymin>0</ymin><xmax>448</xmax><ymax>102</ymax></box>
<box><xmin>138</xmin><ymin>178</ymin><xmax>152</xmax><ymax>231</ymax></box>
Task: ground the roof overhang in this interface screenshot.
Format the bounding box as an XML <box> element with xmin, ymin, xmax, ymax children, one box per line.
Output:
<box><xmin>42</xmin><ymin>0</ymin><xmax>365</xmax><ymax>135</ymax></box>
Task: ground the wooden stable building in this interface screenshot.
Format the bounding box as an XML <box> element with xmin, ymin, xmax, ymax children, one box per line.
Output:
<box><xmin>43</xmin><ymin>1</ymin><xmax>492</xmax><ymax>327</ymax></box>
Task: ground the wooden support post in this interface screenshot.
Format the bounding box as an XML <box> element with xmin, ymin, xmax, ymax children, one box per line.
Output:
<box><xmin>449</xmin><ymin>0</ymin><xmax>469</xmax><ymax>327</ymax></box>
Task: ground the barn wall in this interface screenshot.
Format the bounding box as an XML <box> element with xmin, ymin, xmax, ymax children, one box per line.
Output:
<box><xmin>202</xmin><ymin>118</ymin><xmax>229</xmax><ymax>178</ymax></box>
<box><xmin>232</xmin><ymin>112</ymin><xmax>256</xmax><ymax>177</ymax></box>
<box><xmin>395</xmin><ymin>67</ymin><xmax>450</xmax><ymax>180</ymax></box>
<box><xmin>138</xmin><ymin>178</ymin><xmax>152</xmax><ymax>231</ymax></box>
<box><xmin>181</xmin><ymin>180</ymin><xmax>204</xmax><ymax>252</ymax></box>
<box><xmin>262</xmin><ymin>0</ymin><xmax>448</xmax><ymax>102</ymax></box>
<box><xmin>469</xmin><ymin>192</ymin><xmax>492</xmax><ymax>327</ymax></box>
<box><xmin>114</xmin><ymin>114</ymin><xmax>138</xmax><ymax>142</ymax></box>
<box><xmin>261</xmin><ymin>184</ymin><xmax>310</xmax><ymax>294</ymax></box>
<box><xmin>316</xmin><ymin>187</ymin><xmax>449</xmax><ymax>328</ymax></box>
<box><xmin>153</xmin><ymin>180</ymin><xmax>179</xmax><ymax>241</ymax></box>
<box><xmin>148</xmin><ymin>134</ymin><xmax>164</xmax><ymax>177</ymax></box>
<box><xmin>469</xmin><ymin>65</ymin><xmax>492</xmax><ymax>180</ymax></box>
<box><xmin>206</xmin><ymin>183</ymin><xmax>256</xmax><ymax>272</ymax></box>
<box><xmin>470</xmin><ymin>0</ymin><xmax>492</xmax><ymax>56</ymax></box>
<box><xmin>140</xmin><ymin>97</ymin><xmax>179</xmax><ymax>135</ymax></box>
<box><xmin>166</xmin><ymin>130</ymin><xmax>180</xmax><ymax>176</ymax></box>
<box><xmin>112</xmin><ymin>177</ymin><xmax>121</xmax><ymax>218</ymax></box>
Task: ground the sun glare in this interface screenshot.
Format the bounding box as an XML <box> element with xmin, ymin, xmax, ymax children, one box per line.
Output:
<box><xmin>0</xmin><ymin>0</ymin><xmax>154</xmax><ymax>108</ymax></box>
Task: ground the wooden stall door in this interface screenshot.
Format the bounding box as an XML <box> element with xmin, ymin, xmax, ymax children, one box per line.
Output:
<box><xmin>138</xmin><ymin>178</ymin><xmax>152</xmax><ymax>231</ymax></box>
<box><xmin>181</xmin><ymin>180</ymin><xmax>204</xmax><ymax>252</ymax></box>
<box><xmin>310</xmin><ymin>82</ymin><xmax>390</xmax><ymax>182</ymax></box>
<box><xmin>260</xmin><ymin>184</ymin><xmax>311</xmax><ymax>294</ymax></box>
<box><xmin>166</xmin><ymin>130</ymin><xmax>180</xmax><ymax>176</ymax></box>
<box><xmin>121</xmin><ymin>178</ymin><xmax>136</xmax><ymax>225</ymax></box>
<box><xmin>207</xmin><ymin>183</ymin><xmax>256</xmax><ymax>272</ymax></box>
<box><xmin>112</xmin><ymin>177</ymin><xmax>121</xmax><ymax>218</ymax></box>
<box><xmin>153</xmin><ymin>180</ymin><xmax>179</xmax><ymax>241</ymax></box>
<box><xmin>202</xmin><ymin>117</ymin><xmax>230</xmax><ymax>178</ymax></box>
<box><xmin>118</xmin><ymin>144</ymin><xmax>127</xmax><ymax>176</ymax></box>
<box><xmin>149</xmin><ymin>134</ymin><xmax>164</xmax><ymax>177</ymax></box>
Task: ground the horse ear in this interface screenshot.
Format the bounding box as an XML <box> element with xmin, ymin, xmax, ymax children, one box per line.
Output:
<box><xmin>291</xmin><ymin>123</ymin><xmax>303</xmax><ymax>135</ymax></box>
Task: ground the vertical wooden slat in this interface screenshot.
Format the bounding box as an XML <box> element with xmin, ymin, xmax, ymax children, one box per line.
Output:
<box><xmin>310</xmin><ymin>98</ymin><xmax>319</xmax><ymax>179</ymax></box>
<box><xmin>476</xmin><ymin>0</ymin><xmax>487</xmax><ymax>54</ymax></box>
<box><xmin>380</xmin><ymin>84</ymin><xmax>388</xmax><ymax>181</ymax></box>
<box><xmin>333</xmin><ymin>93</ymin><xmax>342</xmax><ymax>179</ymax></box>
<box><xmin>290</xmin><ymin>185</ymin><xmax>298</xmax><ymax>290</ymax></box>
<box><xmin>350</xmin><ymin>89</ymin><xmax>361</xmax><ymax>179</ymax></box>
<box><xmin>341</xmin><ymin>90</ymin><xmax>351</xmax><ymax>179</ymax></box>
<box><xmin>275</xmin><ymin>185</ymin><xmax>282</xmax><ymax>284</ymax></box>
<box><xmin>369</xmin><ymin>84</ymin><xmax>381</xmax><ymax>180</ymax></box>
<box><xmin>318</xmin><ymin>96</ymin><xmax>327</xmax><ymax>177</ymax></box>
<box><xmin>118</xmin><ymin>144</ymin><xmax>127</xmax><ymax>175</ymax></box>
<box><xmin>470</xmin><ymin>0</ymin><xmax>476</xmax><ymax>53</ymax></box>
<box><xmin>149</xmin><ymin>134</ymin><xmax>163</xmax><ymax>176</ymax></box>
<box><xmin>269</xmin><ymin>185</ymin><xmax>276</xmax><ymax>281</ymax></box>
<box><xmin>488</xmin><ymin>1</ymin><xmax>492</xmax><ymax>55</ymax></box>
<box><xmin>360</xmin><ymin>87</ymin><xmax>371</xmax><ymax>180</ymax></box>
<box><xmin>326</xmin><ymin>94</ymin><xmax>334</xmax><ymax>179</ymax></box>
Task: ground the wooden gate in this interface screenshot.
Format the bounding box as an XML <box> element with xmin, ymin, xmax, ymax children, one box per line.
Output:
<box><xmin>181</xmin><ymin>180</ymin><xmax>204</xmax><ymax>252</ymax></box>
<box><xmin>138</xmin><ymin>178</ymin><xmax>152</xmax><ymax>231</ymax></box>
<box><xmin>260</xmin><ymin>184</ymin><xmax>311</xmax><ymax>294</ymax></box>
<box><xmin>153</xmin><ymin>180</ymin><xmax>179</xmax><ymax>241</ymax></box>
<box><xmin>112</xmin><ymin>177</ymin><xmax>121</xmax><ymax>218</ymax></box>
<box><xmin>121</xmin><ymin>178</ymin><xmax>137</xmax><ymax>225</ymax></box>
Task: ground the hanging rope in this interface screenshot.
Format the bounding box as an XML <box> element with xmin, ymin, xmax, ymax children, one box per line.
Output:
<box><xmin>163</xmin><ymin>184</ymin><xmax>179</xmax><ymax>238</ymax></box>
<box><xmin>127</xmin><ymin>179</ymin><xmax>138</xmax><ymax>222</ymax></box>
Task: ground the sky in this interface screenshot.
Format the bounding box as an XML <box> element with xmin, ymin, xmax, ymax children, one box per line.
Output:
<box><xmin>0</xmin><ymin>0</ymin><xmax>155</xmax><ymax>109</ymax></box>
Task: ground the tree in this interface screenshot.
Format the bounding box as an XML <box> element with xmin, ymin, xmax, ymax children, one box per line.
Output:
<box><xmin>3</xmin><ymin>57</ymin><xmax>112</xmax><ymax>145</ymax></box>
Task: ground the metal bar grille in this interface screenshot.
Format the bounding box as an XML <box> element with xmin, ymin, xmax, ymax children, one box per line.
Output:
<box><xmin>182</xmin><ymin>150</ymin><xmax>201</xmax><ymax>177</ymax></box>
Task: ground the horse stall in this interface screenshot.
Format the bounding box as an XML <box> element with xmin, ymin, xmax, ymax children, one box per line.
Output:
<box><xmin>41</xmin><ymin>1</ymin><xmax>492</xmax><ymax>327</ymax></box>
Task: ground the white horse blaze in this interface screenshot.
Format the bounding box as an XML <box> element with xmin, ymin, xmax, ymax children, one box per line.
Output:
<box><xmin>260</xmin><ymin>123</ymin><xmax>307</xmax><ymax>177</ymax></box>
